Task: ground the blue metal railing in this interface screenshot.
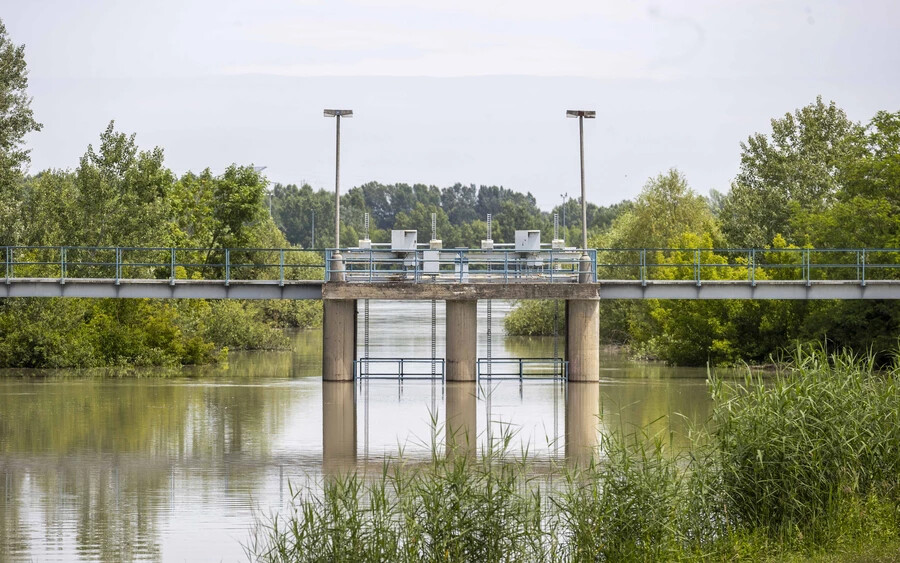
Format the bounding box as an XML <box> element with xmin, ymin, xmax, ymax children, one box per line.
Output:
<box><xmin>477</xmin><ymin>357</ymin><xmax>568</xmax><ymax>380</ymax></box>
<box><xmin>327</xmin><ymin>247</ymin><xmax>597</xmax><ymax>283</ymax></box>
<box><xmin>354</xmin><ymin>357</ymin><xmax>445</xmax><ymax>380</ymax></box>
<box><xmin>3</xmin><ymin>245</ymin><xmax>900</xmax><ymax>285</ymax></box>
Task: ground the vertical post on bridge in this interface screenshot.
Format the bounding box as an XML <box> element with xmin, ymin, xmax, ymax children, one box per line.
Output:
<box><xmin>5</xmin><ymin>246</ymin><xmax>10</xmax><ymax>284</ymax></box>
<box><xmin>60</xmin><ymin>246</ymin><xmax>66</xmax><ymax>285</ymax></box>
<box><xmin>169</xmin><ymin>248</ymin><xmax>176</xmax><ymax>286</ymax></box>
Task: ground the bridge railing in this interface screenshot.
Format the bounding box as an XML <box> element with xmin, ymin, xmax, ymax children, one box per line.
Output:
<box><xmin>2</xmin><ymin>246</ymin><xmax>327</xmax><ymax>284</ymax></box>
<box><xmin>4</xmin><ymin>246</ymin><xmax>900</xmax><ymax>285</ymax></box>
<box><xmin>595</xmin><ymin>248</ymin><xmax>900</xmax><ymax>286</ymax></box>
<box><xmin>329</xmin><ymin>248</ymin><xmax>596</xmax><ymax>283</ymax></box>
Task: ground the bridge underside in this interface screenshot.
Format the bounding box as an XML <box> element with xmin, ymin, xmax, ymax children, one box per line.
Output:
<box><xmin>2</xmin><ymin>279</ymin><xmax>899</xmax><ymax>300</ymax></box>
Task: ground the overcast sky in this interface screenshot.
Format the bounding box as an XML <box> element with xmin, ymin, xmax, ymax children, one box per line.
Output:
<box><xmin>4</xmin><ymin>0</ymin><xmax>899</xmax><ymax>208</ymax></box>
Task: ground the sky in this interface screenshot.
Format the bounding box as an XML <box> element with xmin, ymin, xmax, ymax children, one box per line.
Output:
<box><xmin>3</xmin><ymin>0</ymin><xmax>899</xmax><ymax>208</ymax></box>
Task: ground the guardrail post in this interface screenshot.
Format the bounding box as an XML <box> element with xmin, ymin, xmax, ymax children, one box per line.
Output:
<box><xmin>804</xmin><ymin>248</ymin><xmax>810</xmax><ymax>287</ymax></box>
<box><xmin>170</xmin><ymin>248</ymin><xmax>176</xmax><ymax>286</ymax></box>
<box><xmin>519</xmin><ymin>358</ymin><xmax>523</xmax><ymax>382</ymax></box>
<box><xmin>368</xmin><ymin>249</ymin><xmax>373</xmax><ymax>283</ymax></box>
<box><xmin>225</xmin><ymin>249</ymin><xmax>231</xmax><ymax>286</ymax></box>
<box><xmin>5</xmin><ymin>246</ymin><xmax>10</xmax><ymax>284</ymax></box>
<box><xmin>60</xmin><ymin>246</ymin><xmax>66</xmax><ymax>285</ymax></box>
<box><xmin>749</xmin><ymin>249</ymin><xmax>755</xmax><ymax>286</ymax></box>
<box><xmin>324</xmin><ymin>249</ymin><xmax>332</xmax><ymax>282</ymax></box>
<box><xmin>549</xmin><ymin>250</ymin><xmax>554</xmax><ymax>283</ymax></box>
<box><xmin>695</xmin><ymin>248</ymin><xmax>701</xmax><ymax>287</ymax></box>
<box><xmin>279</xmin><ymin>249</ymin><xmax>285</xmax><ymax>286</ymax></box>
<box><xmin>399</xmin><ymin>358</ymin><xmax>404</xmax><ymax>382</ymax></box>
<box><xmin>116</xmin><ymin>246</ymin><xmax>122</xmax><ymax>285</ymax></box>
<box><xmin>861</xmin><ymin>248</ymin><xmax>867</xmax><ymax>287</ymax></box>
<box><xmin>504</xmin><ymin>251</ymin><xmax>509</xmax><ymax>283</ymax></box>
<box><xmin>640</xmin><ymin>249</ymin><xmax>647</xmax><ymax>286</ymax></box>
<box><xmin>591</xmin><ymin>249</ymin><xmax>597</xmax><ymax>282</ymax></box>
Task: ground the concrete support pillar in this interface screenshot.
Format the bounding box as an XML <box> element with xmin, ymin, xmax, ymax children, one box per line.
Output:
<box><xmin>446</xmin><ymin>382</ymin><xmax>477</xmax><ymax>459</ymax></box>
<box><xmin>566</xmin><ymin>299</ymin><xmax>600</xmax><ymax>382</ymax></box>
<box><xmin>566</xmin><ymin>381</ymin><xmax>601</xmax><ymax>466</ymax></box>
<box><xmin>323</xmin><ymin>299</ymin><xmax>357</xmax><ymax>381</ymax></box>
<box><xmin>446</xmin><ymin>299</ymin><xmax>477</xmax><ymax>382</ymax></box>
<box><xmin>322</xmin><ymin>381</ymin><xmax>356</xmax><ymax>473</ymax></box>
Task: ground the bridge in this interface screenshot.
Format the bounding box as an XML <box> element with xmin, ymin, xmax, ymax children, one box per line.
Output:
<box><xmin>2</xmin><ymin>243</ymin><xmax>899</xmax><ymax>382</ymax></box>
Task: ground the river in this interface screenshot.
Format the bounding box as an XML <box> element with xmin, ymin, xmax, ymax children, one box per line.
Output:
<box><xmin>0</xmin><ymin>300</ymin><xmax>715</xmax><ymax>561</ymax></box>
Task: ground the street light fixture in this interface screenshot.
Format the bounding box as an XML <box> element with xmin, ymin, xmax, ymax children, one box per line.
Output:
<box><xmin>567</xmin><ymin>110</ymin><xmax>595</xmax><ymax>282</ymax></box>
<box><xmin>566</xmin><ymin>110</ymin><xmax>595</xmax><ymax>251</ymax></box>
<box><xmin>324</xmin><ymin>109</ymin><xmax>353</xmax><ymax>248</ymax></box>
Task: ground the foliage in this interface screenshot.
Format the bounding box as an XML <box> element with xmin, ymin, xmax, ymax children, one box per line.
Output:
<box><xmin>0</xmin><ymin>18</ymin><xmax>43</xmax><ymax>244</ymax></box>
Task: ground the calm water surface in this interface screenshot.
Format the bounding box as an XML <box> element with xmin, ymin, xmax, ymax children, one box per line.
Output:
<box><xmin>1</xmin><ymin>301</ymin><xmax>714</xmax><ymax>561</ymax></box>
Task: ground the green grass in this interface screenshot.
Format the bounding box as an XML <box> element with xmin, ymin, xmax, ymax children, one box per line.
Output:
<box><xmin>250</xmin><ymin>345</ymin><xmax>900</xmax><ymax>562</ymax></box>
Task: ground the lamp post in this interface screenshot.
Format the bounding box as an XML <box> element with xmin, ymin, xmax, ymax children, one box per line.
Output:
<box><xmin>324</xmin><ymin>109</ymin><xmax>352</xmax><ymax>247</ymax></box>
<box><xmin>566</xmin><ymin>109</ymin><xmax>595</xmax><ymax>281</ymax></box>
<box><xmin>324</xmin><ymin>109</ymin><xmax>352</xmax><ymax>280</ymax></box>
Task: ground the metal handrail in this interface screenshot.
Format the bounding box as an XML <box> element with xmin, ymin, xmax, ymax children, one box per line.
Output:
<box><xmin>2</xmin><ymin>246</ymin><xmax>900</xmax><ymax>285</ymax></box>
<box><xmin>354</xmin><ymin>357</ymin><xmax>445</xmax><ymax>380</ymax></box>
<box><xmin>476</xmin><ymin>357</ymin><xmax>568</xmax><ymax>380</ymax></box>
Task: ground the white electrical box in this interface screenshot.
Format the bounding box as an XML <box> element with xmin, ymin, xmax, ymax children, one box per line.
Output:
<box><xmin>515</xmin><ymin>230</ymin><xmax>541</xmax><ymax>251</ymax></box>
<box><xmin>551</xmin><ymin>239</ymin><xmax>565</xmax><ymax>250</ymax></box>
<box><xmin>423</xmin><ymin>250</ymin><xmax>440</xmax><ymax>274</ymax></box>
<box><xmin>358</xmin><ymin>239</ymin><xmax>371</xmax><ymax>250</ymax></box>
<box><xmin>391</xmin><ymin>230</ymin><xmax>417</xmax><ymax>251</ymax></box>
<box><xmin>429</xmin><ymin>239</ymin><xmax>443</xmax><ymax>250</ymax></box>
<box><xmin>481</xmin><ymin>239</ymin><xmax>494</xmax><ymax>250</ymax></box>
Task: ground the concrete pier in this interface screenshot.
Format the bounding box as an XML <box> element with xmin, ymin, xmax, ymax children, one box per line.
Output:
<box><xmin>322</xmin><ymin>381</ymin><xmax>356</xmax><ymax>473</ymax></box>
<box><xmin>446</xmin><ymin>382</ymin><xmax>477</xmax><ymax>459</ymax></box>
<box><xmin>566</xmin><ymin>381</ymin><xmax>601</xmax><ymax>466</ymax></box>
<box><xmin>446</xmin><ymin>299</ymin><xmax>477</xmax><ymax>382</ymax></box>
<box><xmin>566</xmin><ymin>299</ymin><xmax>600</xmax><ymax>382</ymax></box>
<box><xmin>323</xmin><ymin>299</ymin><xmax>357</xmax><ymax>381</ymax></box>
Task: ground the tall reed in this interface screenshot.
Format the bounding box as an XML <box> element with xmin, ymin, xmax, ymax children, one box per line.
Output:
<box><xmin>250</xmin><ymin>346</ymin><xmax>900</xmax><ymax>562</ymax></box>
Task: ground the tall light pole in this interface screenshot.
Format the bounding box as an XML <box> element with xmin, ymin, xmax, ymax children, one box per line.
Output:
<box><xmin>324</xmin><ymin>109</ymin><xmax>352</xmax><ymax>248</ymax></box>
<box><xmin>567</xmin><ymin>109</ymin><xmax>595</xmax><ymax>281</ymax></box>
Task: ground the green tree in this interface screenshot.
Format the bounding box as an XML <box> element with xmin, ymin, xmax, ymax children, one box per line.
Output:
<box><xmin>0</xmin><ymin>18</ymin><xmax>43</xmax><ymax>245</ymax></box>
<box><xmin>721</xmin><ymin>97</ymin><xmax>866</xmax><ymax>247</ymax></box>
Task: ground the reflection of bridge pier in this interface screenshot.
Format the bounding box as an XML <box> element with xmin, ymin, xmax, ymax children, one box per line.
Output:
<box><xmin>566</xmin><ymin>381</ymin><xmax>601</xmax><ymax>466</ymax></box>
<box><xmin>322</xmin><ymin>382</ymin><xmax>356</xmax><ymax>473</ymax></box>
<box><xmin>446</xmin><ymin>382</ymin><xmax>477</xmax><ymax>458</ymax></box>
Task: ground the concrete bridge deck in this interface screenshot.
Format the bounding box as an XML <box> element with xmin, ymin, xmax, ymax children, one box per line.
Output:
<box><xmin>3</xmin><ymin>278</ymin><xmax>900</xmax><ymax>300</ymax></box>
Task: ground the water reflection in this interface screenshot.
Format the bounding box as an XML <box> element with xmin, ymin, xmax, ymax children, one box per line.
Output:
<box><xmin>566</xmin><ymin>382</ymin><xmax>602</xmax><ymax>466</ymax></box>
<box><xmin>0</xmin><ymin>302</ymin><xmax>722</xmax><ymax>561</ymax></box>
<box><xmin>322</xmin><ymin>382</ymin><xmax>357</xmax><ymax>473</ymax></box>
<box><xmin>446</xmin><ymin>383</ymin><xmax>477</xmax><ymax>458</ymax></box>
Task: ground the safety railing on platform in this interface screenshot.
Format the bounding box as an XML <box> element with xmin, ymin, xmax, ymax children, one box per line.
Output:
<box><xmin>354</xmin><ymin>357</ymin><xmax>445</xmax><ymax>380</ymax></box>
<box><xmin>1</xmin><ymin>246</ymin><xmax>327</xmax><ymax>285</ymax></box>
<box><xmin>327</xmin><ymin>248</ymin><xmax>597</xmax><ymax>283</ymax></box>
<box><xmin>477</xmin><ymin>358</ymin><xmax>568</xmax><ymax>380</ymax></box>
<box><xmin>594</xmin><ymin>248</ymin><xmax>900</xmax><ymax>286</ymax></box>
<box><xmin>3</xmin><ymin>246</ymin><xmax>900</xmax><ymax>285</ymax></box>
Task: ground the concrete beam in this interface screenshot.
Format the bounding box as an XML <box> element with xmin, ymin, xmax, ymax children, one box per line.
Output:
<box><xmin>596</xmin><ymin>280</ymin><xmax>900</xmax><ymax>300</ymax></box>
<box><xmin>0</xmin><ymin>279</ymin><xmax>323</xmax><ymax>300</ymax></box>
<box><xmin>446</xmin><ymin>300</ymin><xmax>477</xmax><ymax>382</ymax></box>
<box><xmin>323</xmin><ymin>299</ymin><xmax>357</xmax><ymax>381</ymax></box>
<box><xmin>566</xmin><ymin>300</ymin><xmax>600</xmax><ymax>382</ymax></box>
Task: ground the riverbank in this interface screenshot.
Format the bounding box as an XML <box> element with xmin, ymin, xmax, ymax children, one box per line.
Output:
<box><xmin>0</xmin><ymin>298</ymin><xmax>322</xmax><ymax>369</ymax></box>
<box><xmin>251</xmin><ymin>347</ymin><xmax>900</xmax><ymax>562</ymax></box>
